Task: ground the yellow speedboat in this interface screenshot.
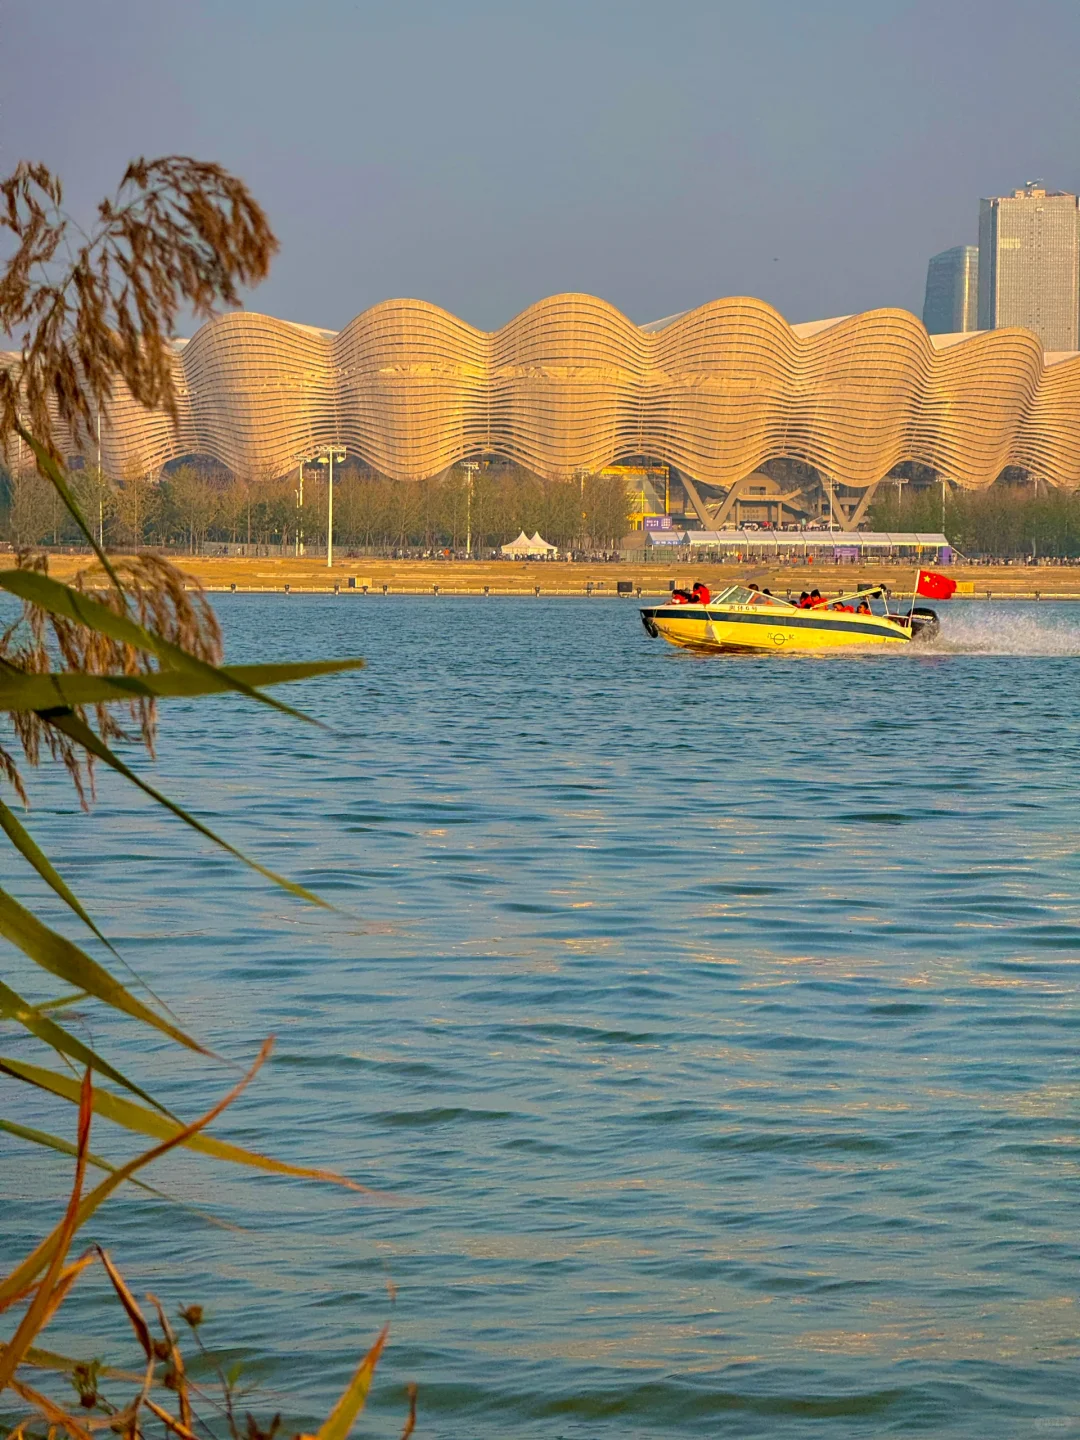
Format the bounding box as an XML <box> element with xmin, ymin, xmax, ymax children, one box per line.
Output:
<box><xmin>640</xmin><ymin>584</ymin><xmax>939</xmax><ymax>654</ymax></box>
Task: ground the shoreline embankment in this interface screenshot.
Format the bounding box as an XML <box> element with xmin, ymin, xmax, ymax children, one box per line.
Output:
<box><xmin>12</xmin><ymin>554</ymin><xmax>1080</xmax><ymax>599</ymax></box>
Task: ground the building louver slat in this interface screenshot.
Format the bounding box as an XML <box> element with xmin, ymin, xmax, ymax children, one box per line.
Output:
<box><xmin>18</xmin><ymin>294</ymin><xmax>1080</xmax><ymax>490</ymax></box>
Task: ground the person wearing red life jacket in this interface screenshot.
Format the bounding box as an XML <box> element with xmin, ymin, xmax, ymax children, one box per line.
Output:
<box><xmin>809</xmin><ymin>589</ymin><xmax>828</xmax><ymax>607</ymax></box>
<box><xmin>691</xmin><ymin>581</ymin><xmax>711</xmax><ymax>605</ymax></box>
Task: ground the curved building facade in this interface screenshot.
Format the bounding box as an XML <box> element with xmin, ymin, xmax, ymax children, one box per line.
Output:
<box><xmin>57</xmin><ymin>294</ymin><xmax>1080</xmax><ymax>490</ymax></box>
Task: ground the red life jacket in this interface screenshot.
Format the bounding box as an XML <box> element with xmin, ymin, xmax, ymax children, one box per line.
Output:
<box><xmin>692</xmin><ymin>584</ymin><xmax>711</xmax><ymax>604</ymax></box>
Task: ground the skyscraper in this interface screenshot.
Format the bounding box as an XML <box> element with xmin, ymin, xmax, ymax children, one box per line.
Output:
<box><xmin>923</xmin><ymin>246</ymin><xmax>979</xmax><ymax>334</ymax></box>
<box><xmin>978</xmin><ymin>183</ymin><xmax>1080</xmax><ymax>351</ymax></box>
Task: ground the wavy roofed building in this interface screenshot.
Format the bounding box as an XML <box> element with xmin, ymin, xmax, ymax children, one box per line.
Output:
<box><xmin>13</xmin><ymin>294</ymin><xmax>1080</xmax><ymax>507</ymax></box>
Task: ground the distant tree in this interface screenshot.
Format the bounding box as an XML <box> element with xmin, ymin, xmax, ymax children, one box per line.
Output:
<box><xmin>4</xmin><ymin>469</ymin><xmax>67</xmax><ymax>545</ymax></box>
<box><xmin>110</xmin><ymin>470</ymin><xmax>160</xmax><ymax>547</ymax></box>
<box><xmin>581</xmin><ymin>472</ymin><xmax>631</xmax><ymax>548</ymax></box>
<box><xmin>161</xmin><ymin>465</ymin><xmax>220</xmax><ymax>550</ymax></box>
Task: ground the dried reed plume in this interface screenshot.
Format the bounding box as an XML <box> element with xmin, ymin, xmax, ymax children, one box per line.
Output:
<box><xmin>0</xmin><ymin>157</ymin><xmax>274</xmax><ymax>803</ymax></box>
<box><xmin>0</xmin><ymin>157</ymin><xmax>277</xmax><ymax>459</ymax></box>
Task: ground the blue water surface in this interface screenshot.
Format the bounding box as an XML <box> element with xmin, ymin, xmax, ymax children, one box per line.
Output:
<box><xmin>2</xmin><ymin>596</ymin><xmax>1078</xmax><ymax>1439</ymax></box>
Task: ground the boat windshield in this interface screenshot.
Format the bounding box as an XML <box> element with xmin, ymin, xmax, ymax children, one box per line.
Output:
<box><xmin>711</xmin><ymin>585</ymin><xmax>795</xmax><ymax>608</ymax></box>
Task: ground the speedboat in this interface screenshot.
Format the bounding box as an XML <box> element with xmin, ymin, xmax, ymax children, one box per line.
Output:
<box><xmin>640</xmin><ymin>584</ymin><xmax>939</xmax><ymax>654</ymax></box>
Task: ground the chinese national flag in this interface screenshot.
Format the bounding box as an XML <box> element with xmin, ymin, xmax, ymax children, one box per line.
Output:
<box><xmin>915</xmin><ymin>569</ymin><xmax>957</xmax><ymax>600</ymax></box>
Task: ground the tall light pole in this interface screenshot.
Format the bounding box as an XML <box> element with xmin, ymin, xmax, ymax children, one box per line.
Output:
<box><xmin>315</xmin><ymin>447</ymin><xmax>346</xmax><ymax>567</ymax></box>
<box><xmin>96</xmin><ymin>410</ymin><xmax>104</xmax><ymax>546</ymax></box>
<box><xmin>292</xmin><ymin>453</ymin><xmax>309</xmax><ymax>557</ymax></box>
<box><xmin>462</xmin><ymin>460</ymin><xmax>479</xmax><ymax>557</ymax></box>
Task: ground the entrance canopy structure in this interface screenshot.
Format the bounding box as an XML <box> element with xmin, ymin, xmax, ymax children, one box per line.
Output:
<box><xmin>649</xmin><ymin>529</ymin><xmax>953</xmax><ymax>558</ymax></box>
<box><xmin>12</xmin><ymin>294</ymin><xmax>1080</xmax><ymax>493</ymax></box>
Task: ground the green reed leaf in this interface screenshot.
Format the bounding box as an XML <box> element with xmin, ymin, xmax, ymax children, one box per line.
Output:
<box><xmin>0</xmin><ymin>796</ymin><xmax>116</xmax><ymax>955</ymax></box>
<box><xmin>0</xmin><ymin>884</ymin><xmax>204</xmax><ymax>1053</ymax></box>
<box><xmin>309</xmin><ymin>1326</ymin><xmax>388</xmax><ymax>1440</ymax></box>
<box><xmin>0</xmin><ymin>798</ymin><xmax>182</xmax><ymax>1024</ymax></box>
<box><xmin>0</xmin><ymin>1118</ymin><xmax>162</xmax><ymax>1198</ymax></box>
<box><xmin>0</xmin><ymin>1040</ymin><xmax>295</xmax><ymax>1302</ymax></box>
<box><xmin>0</xmin><ymin>1119</ymin><xmax>247</xmax><ymax>1233</ymax></box>
<box><xmin>0</xmin><ymin>1055</ymin><xmax>372</xmax><ymax>1191</ymax></box>
<box><xmin>0</xmin><ymin>978</ymin><xmax>166</xmax><ymax>1110</ymax></box>
<box><xmin>0</xmin><ymin>569</ymin><xmax>315</xmax><ymax>725</ymax></box>
<box><xmin>42</xmin><ymin>709</ymin><xmax>332</xmax><ymax>910</ymax></box>
<box><xmin>15</xmin><ymin>425</ymin><xmax>126</xmax><ymax>598</ymax></box>
<box><xmin>0</xmin><ymin>657</ymin><xmax>365</xmax><ymax>714</ymax></box>
<box><xmin>35</xmin><ymin>992</ymin><xmax>89</xmax><ymax>1011</ymax></box>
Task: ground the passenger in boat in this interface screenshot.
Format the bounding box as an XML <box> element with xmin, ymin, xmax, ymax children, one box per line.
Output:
<box><xmin>809</xmin><ymin>589</ymin><xmax>828</xmax><ymax>607</ymax></box>
<box><xmin>670</xmin><ymin>587</ymin><xmax>694</xmax><ymax>604</ymax></box>
<box><xmin>797</xmin><ymin>591</ymin><xmax>812</xmax><ymax>608</ymax></box>
<box><xmin>691</xmin><ymin>581</ymin><xmax>711</xmax><ymax>605</ymax></box>
<box><xmin>856</xmin><ymin>599</ymin><xmax>872</xmax><ymax>614</ymax></box>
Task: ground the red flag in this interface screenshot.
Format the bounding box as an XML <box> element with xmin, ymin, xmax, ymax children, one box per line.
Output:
<box><xmin>915</xmin><ymin>569</ymin><xmax>957</xmax><ymax>600</ymax></box>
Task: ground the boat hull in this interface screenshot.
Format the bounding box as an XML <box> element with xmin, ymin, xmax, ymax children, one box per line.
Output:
<box><xmin>640</xmin><ymin>604</ymin><xmax>919</xmax><ymax>653</ymax></box>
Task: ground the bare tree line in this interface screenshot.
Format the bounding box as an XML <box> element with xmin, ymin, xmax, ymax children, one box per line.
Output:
<box><xmin>870</xmin><ymin>472</ymin><xmax>1080</xmax><ymax>559</ymax></box>
<box><xmin>0</xmin><ymin>459</ymin><xmax>633</xmax><ymax>552</ymax></box>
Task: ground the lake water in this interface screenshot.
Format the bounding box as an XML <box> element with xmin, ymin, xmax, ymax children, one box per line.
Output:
<box><xmin>3</xmin><ymin>596</ymin><xmax>1079</xmax><ymax>1438</ymax></box>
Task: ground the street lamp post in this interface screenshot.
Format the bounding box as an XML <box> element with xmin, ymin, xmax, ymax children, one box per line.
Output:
<box><xmin>315</xmin><ymin>447</ymin><xmax>346</xmax><ymax>567</ymax></box>
<box><xmin>462</xmin><ymin>461</ymin><xmax>479</xmax><ymax>557</ymax></box>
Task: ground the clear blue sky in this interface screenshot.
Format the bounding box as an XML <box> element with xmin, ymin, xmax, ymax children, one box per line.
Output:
<box><xmin>5</xmin><ymin>0</ymin><xmax>1080</xmax><ymax>333</ymax></box>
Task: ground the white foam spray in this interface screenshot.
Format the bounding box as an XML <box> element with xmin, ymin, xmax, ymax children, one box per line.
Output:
<box><xmin>930</xmin><ymin>602</ymin><xmax>1080</xmax><ymax>656</ymax></box>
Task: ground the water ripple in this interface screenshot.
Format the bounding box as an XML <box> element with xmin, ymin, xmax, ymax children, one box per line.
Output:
<box><xmin>2</xmin><ymin>597</ymin><xmax>1078</xmax><ymax>1438</ymax></box>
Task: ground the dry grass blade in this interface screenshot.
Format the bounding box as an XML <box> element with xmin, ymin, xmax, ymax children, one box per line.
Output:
<box><xmin>0</xmin><ymin>1070</ymin><xmax>92</xmax><ymax>1388</ymax></box>
<box><xmin>24</xmin><ymin>1253</ymin><xmax>94</xmax><ymax>1338</ymax></box>
<box><xmin>0</xmin><ymin>1253</ymin><xmax>94</xmax><ymax>1322</ymax></box>
<box><xmin>0</xmin><ymin>1040</ymin><xmax>274</xmax><ymax>1304</ymax></box>
<box><xmin>8</xmin><ymin>1378</ymin><xmax>94</xmax><ymax>1440</ymax></box>
<box><xmin>94</xmin><ymin>1249</ymin><xmax>152</xmax><ymax>1361</ymax></box>
<box><xmin>399</xmin><ymin>1382</ymin><xmax>418</xmax><ymax>1440</ymax></box>
<box><xmin>303</xmin><ymin>1326</ymin><xmax>388</xmax><ymax>1440</ymax></box>
<box><xmin>144</xmin><ymin>1396</ymin><xmax>199</xmax><ymax>1440</ymax></box>
<box><xmin>15</xmin><ymin>1347</ymin><xmax>145</xmax><ymax>1384</ymax></box>
<box><xmin>147</xmin><ymin>1294</ymin><xmax>191</xmax><ymax>1430</ymax></box>
<box><xmin>0</xmin><ymin>1056</ymin><xmax>375</xmax><ymax>1194</ymax></box>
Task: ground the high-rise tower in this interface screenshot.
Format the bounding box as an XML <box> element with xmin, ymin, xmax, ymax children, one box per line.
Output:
<box><xmin>922</xmin><ymin>246</ymin><xmax>979</xmax><ymax>334</ymax></box>
<box><xmin>978</xmin><ymin>183</ymin><xmax>1080</xmax><ymax>351</ymax></box>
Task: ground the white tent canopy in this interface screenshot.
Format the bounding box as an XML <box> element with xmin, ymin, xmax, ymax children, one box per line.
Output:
<box><xmin>501</xmin><ymin>531</ymin><xmax>558</xmax><ymax>557</ymax></box>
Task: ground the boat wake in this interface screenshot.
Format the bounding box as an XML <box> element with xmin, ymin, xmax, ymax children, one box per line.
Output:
<box><xmin>930</xmin><ymin>605</ymin><xmax>1080</xmax><ymax>655</ymax></box>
